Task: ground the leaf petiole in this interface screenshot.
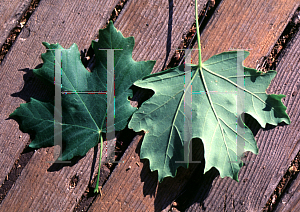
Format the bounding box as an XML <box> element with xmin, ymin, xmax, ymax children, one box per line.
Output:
<box><xmin>94</xmin><ymin>132</ymin><xmax>103</xmax><ymax>194</ymax></box>
<box><xmin>195</xmin><ymin>0</ymin><xmax>202</xmax><ymax>68</ymax></box>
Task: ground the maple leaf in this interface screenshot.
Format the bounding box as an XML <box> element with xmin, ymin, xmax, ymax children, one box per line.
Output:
<box><xmin>10</xmin><ymin>21</ymin><xmax>155</xmax><ymax>160</ymax></box>
<box><xmin>128</xmin><ymin>51</ymin><xmax>290</xmax><ymax>182</ymax></box>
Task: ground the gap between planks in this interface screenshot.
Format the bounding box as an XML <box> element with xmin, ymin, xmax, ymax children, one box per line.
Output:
<box><xmin>0</xmin><ymin>0</ymin><xmax>31</xmax><ymax>51</ymax></box>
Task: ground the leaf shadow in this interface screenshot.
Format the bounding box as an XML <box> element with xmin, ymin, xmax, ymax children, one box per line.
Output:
<box><xmin>136</xmin><ymin>136</ymin><xmax>216</xmax><ymax>211</ymax></box>
<box><xmin>8</xmin><ymin>65</ymin><xmax>56</xmax><ymax>161</ymax></box>
<box><xmin>243</xmin><ymin>113</ymin><xmax>285</xmax><ymax>135</ymax></box>
<box><xmin>135</xmin><ymin>136</ymin><xmax>158</xmax><ymax>198</ymax></box>
<box><xmin>174</xmin><ymin>167</ymin><xmax>218</xmax><ymax>212</ymax></box>
<box><xmin>161</xmin><ymin>0</ymin><xmax>174</xmax><ymax>71</ymax></box>
<box><xmin>11</xmin><ymin>66</ymin><xmax>54</xmax><ymax>103</ymax></box>
<box><xmin>166</xmin><ymin>138</ymin><xmax>216</xmax><ymax>211</ymax></box>
<box><xmin>47</xmin><ymin>155</ymin><xmax>85</xmax><ymax>172</ymax></box>
<box><xmin>46</xmin><ymin>134</ymin><xmax>98</xmax><ymax>176</ymax></box>
<box><xmin>130</xmin><ymin>85</ymin><xmax>154</xmax><ymax>108</ymax></box>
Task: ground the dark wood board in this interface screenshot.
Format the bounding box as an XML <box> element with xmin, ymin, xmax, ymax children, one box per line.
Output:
<box><xmin>0</xmin><ymin>0</ymin><xmax>120</xmax><ymax>210</ymax></box>
<box><xmin>0</xmin><ymin>146</ymin><xmax>110</xmax><ymax>212</ymax></box>
<box><xmin>184</xmin><ymin>0</ymin><xmax>300</xmax><ymax>211</ymax></box>
<box><xmin>272</xmin><ymin>30</ymin><xmax>300</xmax><ymax>212</ymax></box>
<box><xmin>0</xmin><ymin>0</ymin><xmax>31</xmax><ymax>49</ymax></box>
<box><xmin>90</xmin><ymin>0</ymin><xmax>299</xmax><ymax>212</ymax></box>
<box><xmin>0</xmin><ymin>0</ymin><xmax>32</xmax><ymax>186</ymax></box>
<box><xmin>275</xmin><ymin>171</ymin><xmax>300</xmax><ymax>212</ymax></box>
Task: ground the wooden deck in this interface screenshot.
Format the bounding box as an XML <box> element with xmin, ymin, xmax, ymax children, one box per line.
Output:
<box><xmin>0</xmin><ymin>0</ymin><xmax>299</xmax><ymax>211</ymax></box>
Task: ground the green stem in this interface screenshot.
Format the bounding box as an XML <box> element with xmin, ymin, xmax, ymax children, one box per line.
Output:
<box><xmin>195</xmin><ymin>0</ymin><xmax>202</xmax><ymax>67</ymax></box>
<box><xmin>94</xmin><ymin>133</ymin><xmax>103</xmax><ymax>194</ymax></box>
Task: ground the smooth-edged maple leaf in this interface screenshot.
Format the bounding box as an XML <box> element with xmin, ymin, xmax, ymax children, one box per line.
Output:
<box><xmin>128</xmin><ymin>51</ymin><xmax>290</xmax><ymax>182</ymax></box>
<box><xmin>10</xmin><ymin>21</ymin><xmax>155</xmax><ymax>160</ymax></box>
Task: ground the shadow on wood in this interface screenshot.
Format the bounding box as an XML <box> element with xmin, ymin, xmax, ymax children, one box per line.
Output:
<box><xmin>11</xmin><ymin>66</ymin><xmax>54</xmax><ymax>103</ymax></box>
<box><xmin>134</xmin><ymin>135</ymin><xmax>216</xmax><ymax>211</ymax></box>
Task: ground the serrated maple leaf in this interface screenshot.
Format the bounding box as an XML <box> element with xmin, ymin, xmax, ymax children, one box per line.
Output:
<box><xmin>10</xmin><ymin>21</ymin><xmax>155</xmax><ymax>160</ymax></box>
<box><xmin>128</xmin><ymin>51</ymin><xmax>290</xmax><ymax>182</ymax></box>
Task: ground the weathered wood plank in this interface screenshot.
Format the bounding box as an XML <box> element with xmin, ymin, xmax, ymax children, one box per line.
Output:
<box><xmin>0</xmin><ymin>0</ymin><xmax>120</xmax><ymax>210</ymax></box>
<box><xmin>116</xmin><ymin>0</ymin><xmax>207</xmax><ymax>73</ymax></box>
<box><xmin>1</xmin><ymin>146</ymin><xmax>110</xmax><ymax>212</ymax></box>
<box><xmin>274</xmin><ymin>168</ymin><xmax>300</xmax><ymax>212</ymax></box>
<box><xmin>271</xmin><ymin>30</ymin><xmax>300</xmax><ymax>212</ymax></box>
<box><xmin>88</xmin><ymin>0</ymin><xmax>209</xmax><ymax>211</ymax></box>
<box><xmin>194</xmin><ymin>0</ymin><xmax>299</xmax><ymax>69</ymax></box>
<box><xmin>184</xmin><ymin>1</ymin><xmax>300</xmax><ymax>211</ymax></box>
<box><xmin>0</xmin><ymin>0</ymin><xmax>31</xmax><ymax>50</ymax></box>
<box><xmin>89</xmin><ymin>0</ymin><xmax>299</xmax><ymax>211</ymax></box>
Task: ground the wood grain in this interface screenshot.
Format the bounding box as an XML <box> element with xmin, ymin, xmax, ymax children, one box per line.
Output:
<box><xmin>193</xmin><ymin>0</ymin><xmax>299</xmax><ymax>69</ymax></box>
<box><xmin>271</xmin><ymin>30</ymin><xmax>300</xmax><ymax>212</ymax></box>
<box><xmin>0</xmin><ymin>0</ymin><xmax>119</xmax><ymax>210</ymax></box>
<box><xmin>0</xmin><ymin>146</ymin><xmax>110</xmax><ymax>212</ymax></box>
<box><xmin>116</xmin><ymin>0</ymin><xmax>208</xmax><ymax>73</ymax></box>
<box><xmin>0</xmin><ymin>0</ymin><xmax>31</xmax><ymax>50</ymax></box>
<box><xmin>274</xmin><ymin>170</ymin><xmax>300</xmax><ymax>212</ymax></box>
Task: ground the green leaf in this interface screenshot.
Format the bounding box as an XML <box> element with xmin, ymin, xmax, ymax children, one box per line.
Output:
<box><xmin>10</xmin><ymin>21</ymin><xmax>155</xmax><ymax>160</ymax></box>
<box><xmin>128</xmin><ymin>51</ymin><xmax>290</xmax><ymax>182</ymax></box>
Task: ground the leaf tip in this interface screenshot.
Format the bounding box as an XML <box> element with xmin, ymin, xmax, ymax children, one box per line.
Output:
<box><xmin>42</xmin><ymin>42</ymin><xmax>50</xmax><ymax>48</ymax></box>
<box><xmin>28</xmin><ymin>142</ymin><xmax>35</xmax><ymax>149</ymax></box>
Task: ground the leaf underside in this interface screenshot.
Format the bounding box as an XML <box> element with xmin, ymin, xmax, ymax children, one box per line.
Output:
<box><xmin>10</xmin><ymin>21</ymin><xmax>155</xmax><ymax>160</ymax></box>
<box><xmin>129</xmin><ymin>51</ymin><xmax>290</xmax><ymax>182</ymax></box>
